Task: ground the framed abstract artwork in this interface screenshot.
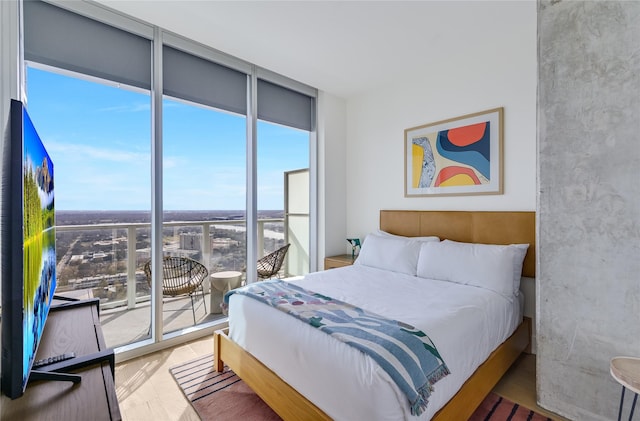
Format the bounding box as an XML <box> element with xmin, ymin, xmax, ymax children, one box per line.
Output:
<box><xmin>404</xmin><ymin>107</ymin><xmax>503</xmax><ymax>197</ymax></box>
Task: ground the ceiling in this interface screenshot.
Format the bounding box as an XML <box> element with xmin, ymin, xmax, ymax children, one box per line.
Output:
<box><xmin>96</xmin><ymin>1</ymin><xmax>528</xmax><ymax>99</ymax></box>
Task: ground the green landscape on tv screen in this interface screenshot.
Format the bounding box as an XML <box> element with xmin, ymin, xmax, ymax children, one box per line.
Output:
<box><xmin>21</xmin><ymin>106</ymin><xmax>56</xmax><ymax>387</ymax></box>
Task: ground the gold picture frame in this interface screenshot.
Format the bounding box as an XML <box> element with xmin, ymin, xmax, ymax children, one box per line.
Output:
<box><xmin>404</xmin><ymin>107</ymin><xmax>503</xmax><ymax>197</ymax></box>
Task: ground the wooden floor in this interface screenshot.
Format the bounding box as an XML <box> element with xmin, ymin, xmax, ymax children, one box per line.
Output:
<box><xmin>493</xmin><ymin>354</ymin><xmax>571</xmax><ymax>421</ymax></box>
<box><xmin>115</xmin><ymin>338</ymin><xmax>570</xmax><ymax>420</ymax></box>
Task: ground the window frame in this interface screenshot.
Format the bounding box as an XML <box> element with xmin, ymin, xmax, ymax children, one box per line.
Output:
<box><xmin>18</xmin><ymin>1</ymin><xmax>318</xmax><ymax>360</ymax></box>
<box><xmin>20</xmin><ymin>0</ymin><xmax>318</xmax><ymax>362</ymax></box>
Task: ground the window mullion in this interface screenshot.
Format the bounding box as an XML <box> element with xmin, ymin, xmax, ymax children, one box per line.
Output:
<box><xmin>151</xmin><ymin>27</ymin><xmax>164</xmax><ymax>341</ymax></box>
<box><xmin>245</xmin><ymin>66</ymin><xmax>258</xmax><ymax>283</ymax></box>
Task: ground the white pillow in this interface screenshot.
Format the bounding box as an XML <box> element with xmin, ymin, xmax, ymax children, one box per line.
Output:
<box><xmin>416</xmin><ymin>240</ymin><xmax>529</xmax><ymax>298</ymax></box>
<box><xmin>375</xmin><ymin>230</ymin><xmax>440</xmax><ymax>243</ymax></box>
<box><xmin>354</xmin><ymin>234</ymin><xmax>423</xmax><ymax>276</ymax></box>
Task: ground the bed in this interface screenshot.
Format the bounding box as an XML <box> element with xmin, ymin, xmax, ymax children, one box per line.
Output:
<box><xmin>214</xmin><ymin>210</ymin><xmax>535</xmax><ymax>420</ymax></box>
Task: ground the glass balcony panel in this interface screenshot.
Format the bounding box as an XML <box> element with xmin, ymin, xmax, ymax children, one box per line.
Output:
<box><xmin>55</xmin><ymin>217</ymin><xmax>292</xmax><ymax>348</ymax></box>
<box><xmin>158</xmin><ymin>223</ymin><xmax>212</xmax><ymax>333</ymax></box>
<box><xmin>286</xmin><ymin>215</ymin><xmax>310</xmax><ymax>277</ymax></box>
<box><xmin>209</xmin><ymin>221</ymin><xmax>247</xmax><ymax>272</ymax></box>
<box><xmin>55</xmin><ymin>223</ymin><xmax>153</xmax><ymax>348</ymax></box>
<box><xmin>285</xmin><ymin>169</ymin><xmax>310</xmax><ymax>277</ymax></box>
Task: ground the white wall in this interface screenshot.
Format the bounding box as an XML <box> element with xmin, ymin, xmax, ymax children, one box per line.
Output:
<box><xmin>342</xmin><ymin>1</ymin><xmax>537</xmax><ymax>240</ymax></box>
<box><xmin>0</xmin><ymin>1</ymin><xmax>20</xmax><ymax>138</ymax></box>
<box><xmin>317</xmin><ymin>91</ymin><xmax>347</xmax><ymax>262</ymax></box>
<box><xmin>325</xmin><ymin>2</ymin><xmax>539</xmax><ymax>348</ymax></box>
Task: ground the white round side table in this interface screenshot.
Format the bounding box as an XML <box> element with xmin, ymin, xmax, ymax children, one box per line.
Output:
<box><xmin>209</xmin><ymin>271</ymin><xmax>243</xmax><ymax>314</ymax></box>
<box><xmin>611</xmin><ymin>356</ymin><xmax>640</xmax><ymax>421</ymax></box>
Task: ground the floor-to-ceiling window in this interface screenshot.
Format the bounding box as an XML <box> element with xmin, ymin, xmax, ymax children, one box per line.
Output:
<box><xmin>23</xmin><ymin>0</ymin><xmax>155</xmax><ymax>350</ymax></box>
<box><xmin>162</xmin><ymin>97</ymin><xmax>246</xmax><ymax>333</ymax></box>
<box><xmin>257</xmin><ymin>120</ymin><xmax>310</xmax><ymax>276</ymax></box>
<box><xmin>256</xmin><ymin>78</ymin><xmax>314</xmax><ymax>277</ymax></box>
<box><xmin>25</xmin><ymin>66</ymin><xmax>154</xmax><ymax>348</ymax></box>
<box><xmin>22</xmin><ymin>0</ymin><xmax>317</xmax><ymax>356</ymax></box>
<box><xmin>161</xmin><ymin>43</ymin><xmax>249</xmax><ymax>332</ymax></box>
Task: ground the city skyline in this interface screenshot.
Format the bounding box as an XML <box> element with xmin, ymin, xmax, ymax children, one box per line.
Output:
<box><xmin>25</xmin><ymin>66</ymin><xmax>310</xmax><ymax>212</ymax></box>
<box><xmin>55</xmin><ymin>209</ymin><xmax>285</xmax><ymax>226</ymax></box>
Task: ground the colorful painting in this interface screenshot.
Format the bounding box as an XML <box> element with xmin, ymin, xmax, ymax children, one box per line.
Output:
<box><xmin>405</xmin><ymin>108</ymin><xmax>503</xmax><ymax>197</ymax></box>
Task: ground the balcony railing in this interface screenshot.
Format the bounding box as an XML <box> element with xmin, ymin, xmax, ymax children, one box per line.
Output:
<box><xmin>55</xmin><ymin>218</ymin><xmax>285</xmax><ymax>312</ymax></box>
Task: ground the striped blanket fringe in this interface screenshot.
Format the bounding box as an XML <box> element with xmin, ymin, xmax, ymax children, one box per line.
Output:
<box><xmin>414</xmin><ymin>363</ymin><xmax>451</xmax><ymax>415</ymax></box>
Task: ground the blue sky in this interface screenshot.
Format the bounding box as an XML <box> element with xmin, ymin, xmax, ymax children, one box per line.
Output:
<box><xmin>23</xmin><ymin>105</ymin><xmax>54</xmax><ymax>209</ymax></box>
<box><xmin>25</xmin><ymin>67</ymin><xmax>309</xmax><ymax>211</ymax></box>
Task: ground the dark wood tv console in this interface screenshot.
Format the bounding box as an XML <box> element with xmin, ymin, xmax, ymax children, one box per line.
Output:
<box><xmin>2</xmin><ymin>298</ymin><xmax>121</xmax><ymax>420</ymax></box>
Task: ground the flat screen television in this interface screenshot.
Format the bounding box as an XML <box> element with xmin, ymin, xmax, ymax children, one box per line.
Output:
<box><xmin>1</xmin><ymin>99</ymin><xmax>56</xmax><ymax>399</ymax></box>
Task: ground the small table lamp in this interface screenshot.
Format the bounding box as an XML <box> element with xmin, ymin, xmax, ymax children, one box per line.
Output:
<box><xmin>347</xmin><ymin>238</ymin><xmax>361</xmax><ymax>258</ymax></box>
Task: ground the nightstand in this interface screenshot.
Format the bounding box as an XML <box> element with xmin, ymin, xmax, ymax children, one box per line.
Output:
<box><xmin>324</xmin><ymin>254</ymin><xmax>356</xmax><ymax>269</ymax></box>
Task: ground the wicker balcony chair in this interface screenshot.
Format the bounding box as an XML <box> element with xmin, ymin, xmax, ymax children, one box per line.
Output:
<box><xmin>143</xmin><ymin>256</ymin><xmax>208</xmax><ymax>324</ymax></box>
<box><xmin>257</xmin><ymin>243</ymin><xmax>290</xmax><ymax>280</ymax></box>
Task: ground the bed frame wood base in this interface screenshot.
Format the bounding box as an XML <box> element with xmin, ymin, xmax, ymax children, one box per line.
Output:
<box><xmin>214</xmin><ymin>210</ymin><xmax>535</xmax><ymax>420</ymax></box>
<box><xmin>214</xmin><ymin>327</ymin><xmax>330</xmax><ymax>420</ymax></box>
<box><xmin>214</xmin><ymin>317</ymin><xmax>530</xmax><ymax>420</ymax></box>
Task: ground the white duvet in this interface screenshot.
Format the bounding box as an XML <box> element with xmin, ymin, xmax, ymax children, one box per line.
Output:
<box><xmin>228</xmin><ymin>265</ymin><xmax>522</xmax><ymax>420</ymax></box>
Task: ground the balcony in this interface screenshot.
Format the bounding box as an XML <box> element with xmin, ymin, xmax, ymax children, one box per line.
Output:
<box><xmin>55</xmin><ymin>217</ymin><xmax>296</xmax><ymax>349</ymax></box>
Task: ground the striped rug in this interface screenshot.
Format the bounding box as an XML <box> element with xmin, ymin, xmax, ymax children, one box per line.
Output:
<box><xmin>169</xmin><ymin>354</ymin><xmax>280</xmax><ymax>421</ymax></box>
<box><xmin>468</xmin><ymin>392</ymin><xmax>553</xmax><ymax>421</ymax></box>
<box><xmin>170</xmin><ymin>354</ymin><xmax>553</xmax><ymax>421</ymax></box>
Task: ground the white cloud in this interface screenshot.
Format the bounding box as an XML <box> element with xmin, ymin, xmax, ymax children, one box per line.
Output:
<box><xmin>98</xmin><ymin>102</ymin><xmax>150</xmax><ymax>113</ymax></box>
<box><xmin>47</xmin><ymin>141</ymin><xmax>149</xmax><ymax>163</ymax></box>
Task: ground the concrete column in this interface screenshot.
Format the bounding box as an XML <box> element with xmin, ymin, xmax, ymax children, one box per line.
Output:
<box><xmin>537</xmin><ymin>1</ymin><xmax>640</xmax><ymax>419</ymax></box>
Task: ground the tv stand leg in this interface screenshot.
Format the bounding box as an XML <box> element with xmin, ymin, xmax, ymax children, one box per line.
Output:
<box><xmin>29</xmin><ymin>370</ymin><xmax>81</xmax><ymax>384</ymax></box>
<box><xmin>52</xmin><ymin>294</ymin><xmax>80</xmax><ymax>302</ymax></box>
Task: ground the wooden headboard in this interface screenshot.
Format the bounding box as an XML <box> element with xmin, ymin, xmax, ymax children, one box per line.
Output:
<box><xmin>380</xmin><ymin>210</ymin><xmax>536</xmax><ymax>278</ymax></box>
